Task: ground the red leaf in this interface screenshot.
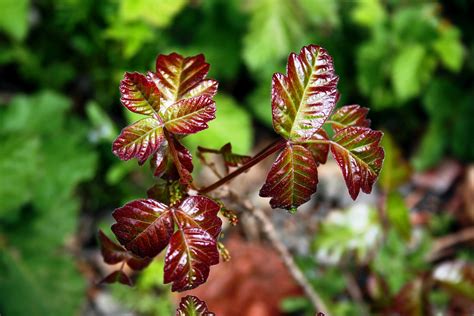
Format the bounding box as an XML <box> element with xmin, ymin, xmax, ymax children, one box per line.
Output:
<box><xmin>112</xmin><ymin>199</ymin><xmax>174</xmax><ymax>257</ymax></box>
<box><xmin>120</xmin><ymin>72</ymin><xmax>160</xmax><ymax>116</ymax></box>
<box><xmin>164</xmin><ymin>227</ymin><xmax>219</xmax><ymax>292</ymax></box>
<box><xmin>112</xmin><ymin>117</ymin><xmax>164</xmax><ymax>164</ymax></box>
<box><xmin>176</xmin><ymin>295</ymin><xmax>214</xmax><ymax>316</ymax></box>
<box><xmin>272</xmin><ymin>45</ymin><xmax>339</xmax><ymax>141</ymax></box>
<box><xmin>174</xmin><ymin>196</ymin><xmax>222</xmax><ymax>239</ymax></box>
<box><xmin>306</xmin><ymin>129</ymin><xmax>330</xmax><ymax>165</ymax></box>
<box><xmin>99</xmin><ymin>230</ymin><xmax>152</xmax><ymax>271</ymax></box>
<box><xmin>260</xmin><ymin>144</ymin><xmax>318</xmax><ymax>212</ymax></box>
<box><xmin>100</xmin><ymin>270</ymin><xmax>133</xmax><ymax>287</ymax></box>
<box><xmin>98</xmin><ymin>230</ymin><xmax>129</xmax><ymax>265</ymax></box>
<box><xmin>330</xmin><ymin>126</ymin><xmax>384</xmax><ymax>199</ymax></box>
<box><xmin>329</xmin><ymin>104</ymin><xmax>370</xmax><ymax>132</ymax></box>
<box><xmin>163</xmin><ymin>96</ymin><xmax>216</xmax><ymax>135</ymax></box>
<box><xmin>150</xmin><ymin>145</ymin><xmax>169</xmax><ymax>177</ymax></box>
<box><xmin>149</xmin><ymin>53</ymin><xmax>218</xmax><ymax>105</ymax></box>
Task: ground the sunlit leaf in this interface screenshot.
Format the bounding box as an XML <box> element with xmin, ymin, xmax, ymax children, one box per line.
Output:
<box><xmin>163</xmin><ymin>96</ymin><xmax>216</xmax><ymax>135</ymax></box>
<box><xmin>386</xmin><ymin>192</ymin><xmax>411</xmax><ymax>241</ymax></box>
<box><xmin>329</xmin><ymin>105</ymin><xmax>370</xmax><ymax>132</ymax></box>
<box><xmin>260</xmin><ymin>144</ymin><xmax>318</xmax><ymax>212</ymax></box>
<box><xmin>176</xmin><ymin>295</ymin><xmax>214</xmax><ymax>316</ymax></box>
<box><xmin>378</xmin><ymin>131</ymin><xmax>411</xmax><ymax>191</ymax></box>
<box><xmin>112</xmin><ymin>199</ymin><xmax>174</xmax><ymax>258</ymax></box>
<box><xmin>112</xmin><ymin>117</ymin><xmax>164</xmax><ymax>164</ymax></box>
<box><xmin>120</xmin><ymin>72</ymin><xmax>160</xmax><ymax>116</ymax></box>
<box><xmin>164</xmin><ymin>227</ymin><xmax>219</xmax><ymax>292</ymax></box>
<box><xmin>171</xmin><ymin>137</ymin><xmax>194</xmax><ymax>184</ymax></box>
<box><xmin>272</xmin><ymin>45</ymin><xmax>339</xmax><ymax>141</ymax></box>
<box><xmin>330</xmin><ymin>126</ymin><xmax>384</xmax><ymax>199</ymax></box>
<box><xmin>148</xmin><ymin>53</ymin><xmax>218</xmax><ymax>107</ymax></box>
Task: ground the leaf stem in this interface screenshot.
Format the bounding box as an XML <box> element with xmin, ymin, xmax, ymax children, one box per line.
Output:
<box><xmin>198</xmin><ymin>138</ymin><xmax>287</xmax><ymax>194</ymax></box>
<box><xmin>164</xmin><ymin>130</ymin><xmax>198</xmax><ymax>190</ymax></box>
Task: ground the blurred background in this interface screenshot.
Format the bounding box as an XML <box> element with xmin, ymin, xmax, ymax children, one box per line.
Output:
<box><xmin>0</xmin><ymin>0</ymin><xmax>473</xmax><ymax>315</ymax></box>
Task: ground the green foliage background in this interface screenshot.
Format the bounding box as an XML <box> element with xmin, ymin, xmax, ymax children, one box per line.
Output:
<box><xmin>0</xmin><ymin>0</ymin><xmax>473</xmax><ymax>314</ymax></box>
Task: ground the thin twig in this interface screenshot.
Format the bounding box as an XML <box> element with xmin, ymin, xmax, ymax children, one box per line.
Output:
<box><xmin>247</xmin><ymin>204</ymin><xmax>331</xmax><ymax>315</ymax></box>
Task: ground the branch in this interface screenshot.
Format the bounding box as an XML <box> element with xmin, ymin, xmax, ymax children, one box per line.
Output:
<box><xmin>246</xmin><ymin>203</ymin><xmax>331</xmax><ymax>315</ymax></box>
<box><xmin>198</xmin><ymin>138</ymin><xmax>286</xmax><ymax>194</ymax></box>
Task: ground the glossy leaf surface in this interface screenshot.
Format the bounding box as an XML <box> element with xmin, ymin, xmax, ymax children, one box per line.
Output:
<box><xmin>120</xmin><ymin>72</ymin><xmax>160</xmax><ymax>115</ymax></box>
<box><xmin>150</xmin><ymin>53</ymin><xmax>218</xmax><ymax>106</ymax></box>
<box><xmin>272</xmin><ymin>45</ymin><xmax>338</xmax><ymax>141</ymax></box>
<box><xmin>329</xmin><ymin>104</ymin><xmax>370</xmax><ymax>132</ymax></box>
<box><xmin>150</xmin><ymin>143</ymin><xmax>169</xmax><ymax>177</ymax></box>
<box><xmin>112</xmin><ymin>118</ymin><xmax>164</xmax><ymax>164</ymax></box>
<box><xmin>260</xmin><ymin>144</ymin><xmax>318</xmax><ymax>212</ymax></box>
<box><xmin>171</xmin><ymin>137</ymin><xmax>194</xmax><ymax>184</ymax></box>
<box><xmin>330</xmin><ymin>126</ymin><xmax>384</xmax><ymax>199</ymax></box>
<box><xmin>174</xmin><ymin>196</ymin><xmax>222</xmax><ymax>239</ymax></box>
<box><xmin>163</xmin><ymin>96</ymin><xmax>216</xmax><ymax>135</ymax></box>
<box><xmin>164</xmin><ymin>227</ymin><xmax>219</xmax><ymax>291</ymax></box>
<box><xmin>112</xmin><ymin>199</ymin><xmax>174</xmax><ymax>257</ymax></box>
<box><xmin>176</xmin><ymin>295</ymin><xmax>214</xmax><ymax>316</ymax></box>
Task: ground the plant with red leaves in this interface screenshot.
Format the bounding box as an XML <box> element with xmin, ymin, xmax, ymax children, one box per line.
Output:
<box><xmin>99</xmin><ymin>45</ymin><xmax>384</xmax><ymax>312</ymax></box>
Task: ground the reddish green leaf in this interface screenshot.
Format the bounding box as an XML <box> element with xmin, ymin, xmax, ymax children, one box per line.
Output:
<box><xmin>272</xmin><ymin>45</ymin><xmax>339</xmax><ymax>141</ymax></box>
<box><xmin>147</xmin><ymin>180</ymin><xmax>187</xmax><ymax>206</ymax></box>
<box><xmin>306</xmin><ymin>129</ymin><xmax>330</xmax><ymax>165</ymax></box>
<box><xmin>260</xmin><ymin>144</ymin><xmax>318</xmax><ymax>212</ymax></box>
<box><xmin>174</xmin><ymin>196</ymin><xmax>222</xmax><ymax>239</ymax></box>
<box><xmin>176</xmin><ymin>295</ymin><xmax>214</xmax><ymax>316</ymax></box>
<box><xmin>120</xmin><ymin>72</ymin><xmax>160</xmax><ymax>116</ymax></box>
<box><xmin>164</xmin><ymin>227</ymin><xmax>219</xmax><ymax>292</ymax></box>
<box><xmin>329</xmin><ymin>104</ymin><xmax>370</xmax><ymax>132</ymax></box>
<box><xmin>163</xmin><ymin>96</ymin><xmax>216</xmax><ymax>135</ymax></box>
<box><xmin>149</xmin><ymin>53</ymin><xmax>218</xmax><ymax>105</ymax></box>
<box><xmin>112</xmin><ymin>199</ymin><xmax>174</xmax><ymax>258</ymax></box>
<box><xmin>100</xmin><ymin>270</ymin><xmax>133</xmax><ymax>287</ymax></box>
<box><xmin>112</xmin><ymin>117</ymin><xmax>164</xmax><ymax>164</ymax></box>
<box><xmin>330</xmin><ymin>126</ymin><xmax>384</xmax><ymax>199</ymax></box>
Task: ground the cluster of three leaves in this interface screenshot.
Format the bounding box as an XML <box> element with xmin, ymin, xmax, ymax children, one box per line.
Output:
<box><xmin>112</xmin><ymin>53</ymin><xmax>218</xmax><ymax>181</ymax></box>
<box><xmin>101</xmin><ymin>196</ymin><xmax>222</xmax><ymax>291</ymax></box>
<box><xmin>260</xmin><ymin>45</ymin><xmax>385</xmax><ymax>211</ymax></box>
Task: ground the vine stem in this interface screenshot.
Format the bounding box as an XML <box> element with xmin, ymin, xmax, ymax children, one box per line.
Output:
<box><xmin>198</xmin><ymin>138</ymin><xmax>287</xmax><ymax>194</ymax></box>
<box><xmin>249</xmin><ymin>205</ymin><xmax>331</xmax><ymax>315</ymax></box>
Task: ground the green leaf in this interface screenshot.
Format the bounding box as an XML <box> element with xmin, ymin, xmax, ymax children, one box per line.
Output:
<box><xmin>0</xmin><ymin>0</ymin><xmax>30</xmax><ymax>40</ymax></box>
<box><xmin>378</xmin><ymin>131</ymin><xmax>411</xmax><ymax>191</ymax></box>
<box><xmin>411</xmin><ymin>120</ymin><xmax>446</xmax><ymax>171</ymax></box>
<box><xmin>260</xmin><ymin>144</ymin><xmax>318</xmax><ymax>212</ymax></box>
<box><xmin>242</xmin><ymin>0</ymin><xmax>306</xmax><ymax>75</ymax></box>
<box><xmin>386</xmin><ymin>192</ymin><xmax>411</xmax><ymax>241</ymax></box>
<box><xmin>433</xmin><ymin>25</ymin><xmax>464</xmax><ymax>72</ymax></box>
<box><xmin>391</xmin><ymin>44</ymin><xmax>427</xmax><ymax>101</ymax></box>
<box><xmin>351</xmin><ymin>0</ymin><xmax>386</xmax><ymax>28</ymax></box>
<box><xmin>119</xmin><ymin>0</ymin><xmax>187</xmax><ymax>28</ymax></box>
